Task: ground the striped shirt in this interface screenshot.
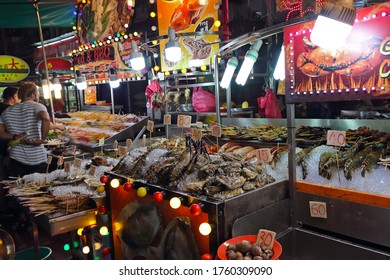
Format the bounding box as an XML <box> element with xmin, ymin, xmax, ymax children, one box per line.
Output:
<box><xmin>0</xmin><ymin>100</ymin><xmax>48</xmax><ymax>165</ymax></box>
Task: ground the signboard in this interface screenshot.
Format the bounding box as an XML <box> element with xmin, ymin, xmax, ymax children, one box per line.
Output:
<box><xmin>76</xmin><ymin>0</ymin><xmax>133</xmax><ymax>45</ymax></box>
<box><xmin>0</xmin><ymin>55</ymin><xmax>30</xmax><ymax>83</ymax></box>
<box><xmin>157</xmin><ymin>0</ymin><xmax>220</xmax><ymax>71</ymax></box>
<box><xmin>33</xmin><ymin>36</ymin><xmax>77</xmax><ymax>64</ymax></box>
<box><xmin>285</xmin><ymin>3</ymin><xmax>390</xmax><ymax>103</ymax></box>
<box><xmin>37</xmin><ymin>58</ymin><xmax>72</xmax><ymax>75</ymax></box>
<box><xmin>84</xmin><ymin>86</ymin><xmax>97</xmax><ymax>104</ymax></box>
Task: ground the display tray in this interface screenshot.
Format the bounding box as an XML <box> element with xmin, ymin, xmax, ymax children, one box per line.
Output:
<box><xmin>296</xmin><ymin>181</ymin><xmax>390</xmax><ymax>208</ymax></box>
<box><xmin>36</xmin><ymin>209</ymin><xmax>97</xmax><ymax>236</ymax></box>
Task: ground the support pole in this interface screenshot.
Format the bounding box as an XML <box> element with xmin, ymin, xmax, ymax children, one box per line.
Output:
<box><xmin>110</xmin><ymin>87</ymin><xmax>115</xmax><ymax>115</ymax></box>
<box><xmin>213</xmin><ymin>54</ymin><xmax>221</xmax><ymax>125</ymax></box>
<box><xmin>33</xmin><ymin>1</ymin><xmax>56</xmax><ymax>124</ymax></box>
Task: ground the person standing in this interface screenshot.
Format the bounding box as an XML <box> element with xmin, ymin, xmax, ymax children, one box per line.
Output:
<box><xmin>0</xmin><ymin>87</ymin><xmax>20</xmax><ymax>180</ymax></box>
<box><xmin>0</xmin><ymin>82</ymin><xmax>50</xmax><ymax>177</ymax></box>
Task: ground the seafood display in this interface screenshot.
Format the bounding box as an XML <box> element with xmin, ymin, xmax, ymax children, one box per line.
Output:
<box><xmin>55</xmin><ymin>112</ymin><xmax>146</xmax><ymax>145</ymax></box>
<box><xmin>112</xmin><ymin>137</ymin><xmax>275</xmax><ymax>200</ymax></box>
<box><xmin>5</xmin><ymin>157</ymin><xmax>117</xmax><ymax>216</ymax></box>
<box><xmin>220</xmin><ymin>124</ymin><xmax>288</xmax><ymax>141</ymax></box>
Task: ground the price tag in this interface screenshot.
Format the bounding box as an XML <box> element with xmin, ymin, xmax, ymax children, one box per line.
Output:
<box><xmin>177</xmin><ymin>114</ymin><xmax>191</xmax><ymax>128</ymax></box>
<box><xmin>47</xmin><ymin>155</ymin><xmax>53</xmax><ymax>165</ymax></box>
<box><xmin>74</xmin><ymin>158</ymin><xmax>82</xmax><ymax>168</ymax></box>
<box><xmin>309</xmin><ymin>201</ymin><xmax>327</xmax><ymax>219</ymax></box>
<box><xmin>64</xmin><ymin>161</ymin><xmax>71</xmax><ymax>172</ymax></box>
<box><xmin>163</xmin><ymin>114</ymin><xmax>171</xmax><ymax>125</ymax></box>
<box><xmin>211</xmin><ymin>125</ymin><xmax>221</xmax><ymax>137</ymax></box>
<box><xmin>192</xmin><ymin>128</ymin><xmax>203</xmax><ymax>141</ymax></box>
<box><xmin>57</xmin><ymin>156</ymin><xmax>64</xmax><ymax>166</ymax></box>
<box><xmin>256</xmin><ymin>148</ymin><xmax>272</xmax><ymax>164</ymax></box>
<box><xmin>113</xmin><ymin>140</ymin><xmax>118</xmax><ymax>149</ymax></box>
<box><xmin>256</xmin><ymin>229</ymin><xmax>276</xmax><ymax>249</ymax></box>
<box><xmin>118</xmin><ymin>146</ymin><xmax>127</xmax><ymax>157</ymax></box>
<box><xmin>147</xmin><ymin>120</ymin><xmax>154</xmax><ymax>132</ymax></box>
<box><xmin>327</xmin><ymin>130</ymin><xmax>346</xmax><ymax>147</ymax></box>
<box><xmin>195</xmin><ymin>121</ymin><xmax>203</xmax><ymax>128</ymax></box>
<box><xmin>126</xmin><ymin>138</ymin><xmax>132</xmax><ymax>147</ymax></box>
<box><xmin>98</xmin><ymin>137</ymin><xmax>105</xmax><ymax>147</ymax></box>
<box><xmin>89</xmin><ymin>165</ymin><xmax>97</xmax><ymax>176</ymax></box>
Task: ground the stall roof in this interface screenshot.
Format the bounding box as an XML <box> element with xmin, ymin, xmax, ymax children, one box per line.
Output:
<box><xmin>0</xmin><ymin>0</ymin><xmax>76</xmax><ymax>28</ymax></box>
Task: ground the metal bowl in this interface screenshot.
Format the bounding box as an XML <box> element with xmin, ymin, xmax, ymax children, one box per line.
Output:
<box><xmin>0</xmin><ymin>229</ymin><xmax>15</xmax><ymax>260</ymax></box>
<box><xmin>179</xmin><ymin>104</ymin><xmax>195</xmax><ymax>112</ymax></box>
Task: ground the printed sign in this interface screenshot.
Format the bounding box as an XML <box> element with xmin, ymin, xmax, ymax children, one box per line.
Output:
<box><xmin>164</xmin><ymin>114</ymin><xmax>171</xmax><ymax>125</ymax></box>
<box><xmin>256</xmin><ymin>229</ymin><xmax>276</xmax><ymax>249</ymax></box>
<box><xmin>177</xmin><ymin>115</ymin><xmax>191</xmax><ymax>128</ymax></box>
<box><xmin>309</xmin><ymin>201</ymin><xmax>327</xmax><ymax>219</ymax></box>
<box><xmin>0</xmin><ymin>55</ymin><xmax>30</xmax><ymax>83</ymax></box>
<box><xmin>211</xmin><ymin>125</ymin><xmax>221</xmax><ymax>137</ymax></box>
<box><xmin>256</xmin><ymin>148</ymin><xmax>272</xmax><ymax>164</ymax></box>
<box><xmin>327</xmin><ymin>130</ymin><xmax>346</xmax><ymax>147</ymax></box>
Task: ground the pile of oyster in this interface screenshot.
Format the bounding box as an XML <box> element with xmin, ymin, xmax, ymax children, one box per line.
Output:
<box><xmin>112</xmin><ymin>143</ymin><xmax>275</xmax><ymax>200</ymax></box>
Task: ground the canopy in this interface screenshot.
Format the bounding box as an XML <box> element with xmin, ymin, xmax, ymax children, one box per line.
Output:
<box><xmin>0</xmin><ymin>0</ymin><xmax>76</xmax><ymax>28</ymax></box>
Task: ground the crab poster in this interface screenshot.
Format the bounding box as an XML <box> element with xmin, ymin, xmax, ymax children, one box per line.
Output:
<box><xmin>285</xmin><ymin>3</ymin><xmax>390</xmax><ymax>103</ymax></box>
<box><xmin>157</xmin><ymin>0</ymin><xmax>220</xmax><ymax>71</ymax></box>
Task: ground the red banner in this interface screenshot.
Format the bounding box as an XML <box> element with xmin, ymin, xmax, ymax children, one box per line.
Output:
<box><xmin>285</xmin><ymin>3</ymin><xmax>390</xmax><ymax>102</ymax></box>
<box><xmin>33</xmin><ymin>37</ymin><xmax>77</xmax><ymax>64</ymax></box>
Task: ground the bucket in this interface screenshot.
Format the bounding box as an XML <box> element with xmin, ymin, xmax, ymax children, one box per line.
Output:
<box><xmin>14</xmin><ymin>246</ymin><xmax>52</xmax><ymax>260</ymax></box>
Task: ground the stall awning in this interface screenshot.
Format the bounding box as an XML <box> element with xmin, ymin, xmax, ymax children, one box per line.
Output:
<box><xmin>0</xmin><ymin>0</ymin><xmax>76</xmax><ymax>28</ymax></box>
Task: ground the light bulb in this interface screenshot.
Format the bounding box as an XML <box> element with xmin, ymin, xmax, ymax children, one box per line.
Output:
<box><xmin>199</xmin><ymin>222</ymin><xmax>212</xmax><ymax>235</ymax></box>
<box><xmin>99</xmin><ymin>226</ymin><xmax>109</xmax><ymax>236</ymax></box>
<box><xmin>220</xmin><ymin>57</ymin><xmax>238</xmax><ymax>89</ymax></box>
<box><xmin>273</xmin><ymin>45</ymin><xmax>285</xmax><ymax>81</ymax></box>
<box><xmin>310</xmin><ymin>3</ymin><xmax>355</xmax><ymax>50</ymax></box>
<box><xmin>169</xmin><ymin>197</ymin><xmax>181</xmax><ymax>209</ymax></box>
<box><xmin>110</xmin><ymin>179</ymin><xmax>120</xmax><ymax>188</ymax></box>
<box><xmin>236</xmin><ymin>50</ymin><xmax>258</xmax><ymax>85</ymax></box>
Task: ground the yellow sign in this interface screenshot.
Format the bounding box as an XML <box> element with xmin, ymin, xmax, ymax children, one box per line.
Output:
<box><xmin>157</xmin><ymin>0</ymin><xmax>220</xmax><ymax>71</ymax></box>
<box><xmin>0</xmin><ymin>55</ymin><xmax>30</xmax><ymax>83</ymax></box>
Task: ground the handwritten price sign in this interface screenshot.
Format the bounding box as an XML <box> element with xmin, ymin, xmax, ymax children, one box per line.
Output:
<box><xmin>256</xmin><ymin>148</ymin><xmax>272</xmax><ymax>164</ymax></box>
<box><xmin>113</xmin><ymin>140</ymin><xmax>118</xmax><ymax>149</ymax></box>
<box><xmin>98</xmin><ymin>137</ymin><xmax>105</xmax><ymax>147</ymax></box>
<box><xmin>309</xmin><ymin>201</ymin><xmax>327</xmax><ymax>219</ymax></box>
<box><xmin>192</xmin><ymin>128</ymin><xmax>203</xmax><ymax>141</ymax></box>
<box><xmin>57</xmin><ymin>156</ymin><xmax>64</xmax><ymax>166</ymax></box>
<box><xmin>126</xmin><ymin>138</ymin><xmax>132</xmax><ymax>147</ymax></box>
<box><xmin>177</xmin><ymin>115</ymin><xmax>191</xmax><ymax>128</ymax></box>
<box><xmin>74</xmin><ymin>158</ymin><xmax>82</xmax><ymax>168</ymax></box>
<box><xmin>89</xmin><ymin>165</ymin><xmax>96</xmax><ymax>176</ymax></box>
<box><xmin>256</xmin><ymin>229</ymin><xmax>276</xmax><ymax>249</ymax></box>
<box><xmin>118</xmin><ymin>146</ymin><xmax>128</xmax><ymax>157</ymax></box>
<box><xmin>147</xmin><ymin>120</ymin><xmax>154</xmax><ymax>132</ymax></box>
<box><xmin>64</xmin><ymin>161</ymin><xmax>71</xmax><ymax>172</ymax></box>
<box><xmin>211</xmin><ymin>125</ymin><xmax>221</xmax><ymax>137</ymax></box>
<box><xmin>327</xmin><ymin>130</ymin><xmax>346</xmax><ymax>147</ymax></box>
<box><xmin>163</xmin><ymin>114</ymin><xmax>171</xmax><ymax>125</ymax></box>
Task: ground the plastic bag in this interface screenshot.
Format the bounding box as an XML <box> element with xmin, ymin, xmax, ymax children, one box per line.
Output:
<box><xmin>192</xmin><ymin>87</ymin><xmax>216</xmax><ymax>112</ymax></box>
<box><xmin>257</xmin><ymin>88</ymin><xmax>282</xmax><ymax>118</ymax></box>
<box><xmin>145</xmin><ymin>80</ymin><xmax>164</xmax><ymax>109</ymax></box>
